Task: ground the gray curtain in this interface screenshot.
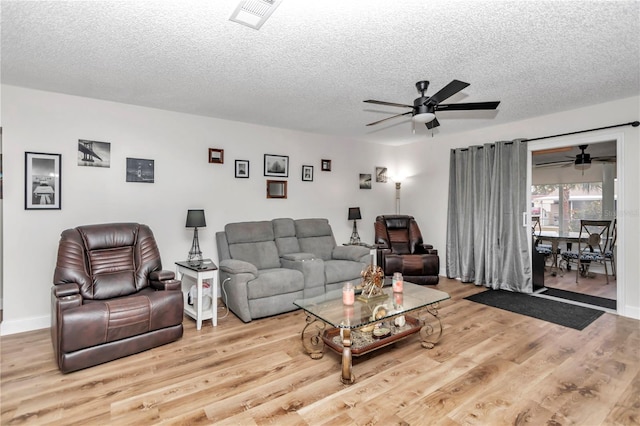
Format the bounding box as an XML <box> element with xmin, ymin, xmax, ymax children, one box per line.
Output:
<box><xmin>446</xmin><ymin>139</ymin><xmax>531</xmax><ymax>292</ymax></box>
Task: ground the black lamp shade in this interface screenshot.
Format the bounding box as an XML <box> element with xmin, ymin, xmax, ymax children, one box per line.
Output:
<box><xmin>348</xmin><ymin>207</ymin><xmax>362</xmax><ymax>221</ymax></box>
<box><xmin>186</xmin><ymin>209</ymin><xmax>206</xmax><ymax>228</ymax></box>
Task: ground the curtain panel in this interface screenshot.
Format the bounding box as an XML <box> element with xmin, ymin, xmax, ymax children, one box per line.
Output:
<box><xmin>446</xmin><ymin>139</ymin><xmax>531</xmax><ymax>292</ymax></box>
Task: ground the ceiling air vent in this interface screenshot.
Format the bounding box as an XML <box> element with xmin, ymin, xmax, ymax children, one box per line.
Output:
<box><xmin>229</xmin><ymin>0</ymin><xmax>283</xmax><ymax>30</ymax></box>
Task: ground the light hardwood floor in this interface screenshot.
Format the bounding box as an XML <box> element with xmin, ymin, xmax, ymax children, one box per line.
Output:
<box><xmin>2</xmin><ymin>278</ymin><xmax>639</xmax><ymax>425</ymax></box>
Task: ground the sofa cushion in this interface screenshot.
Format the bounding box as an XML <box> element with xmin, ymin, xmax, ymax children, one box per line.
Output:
<box><xmin>60</xmin><ymin>290</ymin><xmax>183</xmax><ymax>352</ymax></box>
<box><xmin>273</xmin><ymin>218</ymin><xmax>301</xmax><ymax>255</ymax></box>
<box><xmin>225</xmin><ymin>221</ymin><xmax>274</xmax><ymax>244</ymax></box>
<box><xmin>229</xmin><ymin>241</ymin><xmax>281</xmax><ymax>270</ymax></box>
<box><xmin>295</xmin><ymin>219</ymin><xmax>336</xmax><ymax>261</ymax></box>
<box><xmin>225</xmin><ymin>221</ymin><xmax>280</xmax><ymax>269</ymax></box>
<box><xmin>247</xmin><ymin>268</ymin><xmax>304</xmax><ymax>299</ymax></box>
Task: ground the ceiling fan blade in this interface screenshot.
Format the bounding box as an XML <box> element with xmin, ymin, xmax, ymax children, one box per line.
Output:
<box><xmin>425</xmin><ymin>117</ymin><xmax>440</xmax><ymax>130</ymax></box>
<box><xmin>436</xmin><ymin>101</ymin><xmax>500</xmax><ymax>111</ymax></box>
<box><xmin>535</xmin><ymin>161</ymin><xmax>573</xmax><ymax>168</ymax></box>
<box><xmin>533</xmin><ymin>147</ymin><xmax>574</xmax><ymax>155</ymax></box>
<box><xmin>365</xmin><ymin>111</ymin><xmax>413</xmax><ymax>126</ymax></box>
<box><xmin>592</xmin><ymin>156</ymin><xmax>617</xmax><ymax>163</ymax></box>
<box><xmin>363</xmin><ymin>99</ymin><xmax>414</xmax><ymax>108</ymax></box>
<box><xmin>427</xmin><ymin>80</ymin><xmax>470</xmax><ymax>105</ymax></box>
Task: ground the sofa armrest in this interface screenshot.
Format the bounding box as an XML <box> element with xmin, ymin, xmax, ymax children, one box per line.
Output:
<box><xmin>220</xmin><ymin>259</ymin><xmax>259</xmax><ymax>278</ymax></box>
<box><xmin>332</xmin><ymin>245</ymin><xmax>370</xmax><ymax>262</ymax></box>
<box><xmin>218</xmin><ymin>260</ymin><xmax>260</xmax><ymax>323</ymax></box>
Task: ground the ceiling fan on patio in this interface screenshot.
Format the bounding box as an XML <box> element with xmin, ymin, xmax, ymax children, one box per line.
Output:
<box><xmin>363</xmin><ymin>79</ymin><xmax>500</xmax><ymax>130</ymax></box>
<box><xmin>535</xmin><ymin>144</ymin><xmax>616</xmax><ymax>169</ymax></box>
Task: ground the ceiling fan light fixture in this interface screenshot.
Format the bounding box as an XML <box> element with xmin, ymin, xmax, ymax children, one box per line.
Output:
<box><xmin>574</xmin><ymin>155</ymin><xmax>591</xmax><ymax>170</ymax></box>
<box><xmin>412</xmin><ymin>112</ymin><xmax>436</xmax><ymax>124</ymax></box>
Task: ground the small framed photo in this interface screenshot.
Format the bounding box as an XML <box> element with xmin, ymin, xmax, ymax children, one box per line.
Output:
<box><xmin>359</xmin><ymin>173</ymin><xmax>372</xmax><ymax>189</ymax></box>
<box><xmin>78</xmin><ymin>139</ymin><xmax>111</xmax><ymax>168</ymax></box>
<box><xmin>235</xmin><ymin>160</ymin><xmax>250</xmax><ymax>178</ymax></box>
<box><xmin>302</xmin><ymin>165</ymin><xmax>314</xmax><ymax>181</ymax></box>
<box><xmin>375</xmin><ymin>166</ymin><xmax>388</xmax><ymax>183</ymax></box>
<box><xmin>321</xmin><ymin>159</ymin><xmax>332</xmax><ymax>171</ymax></box>
<box><xmin>25</xmin><ymin>152</ymin><xmax>61</xmax><ymax>210</ymax></box>
<box><xmin>209</xmin><ymin>148</ymin><xmax>224</xmax><ymax>164</ymax></box>
<box><xmin>264</xmin><ymin>154</ymin><xmax>289</xmax><ymax>177</ymax></box>
<box><xmin>126</xmin><ymin>158</ymin><xmax>155</xmax><ymax>183</ymax></box>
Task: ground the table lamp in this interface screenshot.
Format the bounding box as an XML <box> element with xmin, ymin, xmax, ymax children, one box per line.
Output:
<box><xmin>186</xmin><ymin>209</ymin><xmax>206</xmax><ymax>265</ymax></box>
<box><xmin>348</xmin><ymin>207</ymin><xmax>361</xmax><ymax>245</ymax></box>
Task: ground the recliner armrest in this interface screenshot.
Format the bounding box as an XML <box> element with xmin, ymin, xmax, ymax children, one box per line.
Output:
<box><xmin>414</xmin><ymin>243</ymin><xmax>435</xmax><ymax>254</ymax></box>
<box><xmin>151</xmin><ymin>278</ymin><xmax>181</xmax><ymax>291</ymax></box>
<box><xmin>150</xmin><ymin>270</ymin><xmax>181</xmax><ymax>291</ymax></box>
<box><xmin>220</xmin><ymin>259</ymin><xmax>259</xmax><ymax>278</ymax></box>
<box><xmin>150</xmin><ymin>270</ymin><xmax>175</xmax><ymax>281</ymax></box>
<box><xmin>332</xmin><ymin>245</ymin><xmax>370</xmax><ymax>262</ymax></box>
<box><xmin>52</xmin><ymin>282</ymin><xmax>80</xmax><ymax>298</ymax></box>
<box><xmin>51</xmin><ymin>284</ymin><xmax>82</xmax><ymax>311</ymax></box>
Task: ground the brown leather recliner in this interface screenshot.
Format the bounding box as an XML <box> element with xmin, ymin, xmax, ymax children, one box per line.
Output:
<box><xmin>51</xmin><ymin>223</ymin><xmax>184</xmax><ymax>373</ymax></box>
<box><xmin>374</xmin><ymin>215</ymin><xmax>440</xmax><ymax>285</ymax></box>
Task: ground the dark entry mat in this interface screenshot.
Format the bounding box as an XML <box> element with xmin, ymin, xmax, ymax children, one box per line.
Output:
<box><xmin>465</xmin><ymin>289</ymin><xmax>605</xmax><ymax>331</ymax></box>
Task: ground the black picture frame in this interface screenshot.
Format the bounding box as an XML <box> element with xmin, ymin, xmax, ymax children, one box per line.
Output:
<box><xmin>359</xmin><ymin>173</ymin><xmax>372</xmax><ymax>189</ymax></box>
<box><xmin>321</xmin><ymin>159</ymin><xmax>332</xmax><ymax>171</ymax></box>
<box><xmin>126</xmin><ymin>158</ymin><xmax>155</xmax><ymax>183</ymax></box>
<box><xmin>235</xmin><ymin>160</ymin><xmax>250</xmax><ymax>178</ymax></box>
<box><xmin>25</xmin><ymin>152</ymin><xmax>62</xmax><ymax>210</ymax></box>
<box><xmin>78</xmin><ymin>139</ymin><xmax>111</xmax><ymax>168</ymax></box>
<box><xmin>264</xmin><ymin>154</ymin><xmax>289</xmax><ymax>177</ymax></box>
<box><xmin>302</xmin><ymin>165</ymin><xmax>314</xmax><ymax>181</ymax></box>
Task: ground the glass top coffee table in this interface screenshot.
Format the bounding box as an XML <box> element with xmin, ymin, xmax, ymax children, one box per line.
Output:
<box><xmin>294</xmin><ymin>282</ymin><xmax>450</xmax><ymax>384</ymax></box>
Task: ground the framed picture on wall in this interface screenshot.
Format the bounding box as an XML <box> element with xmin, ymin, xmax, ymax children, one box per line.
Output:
<box><xmin>235</xmin><ymin>160</ymin><xmax>250</xmax><ymax>178</ymax></box>
<box><xmin>376</xmin><ymin>166</ymin><xmax>388</xmax><ymax>183</ymax></box>
<box><xmin>264</xmin><ymin>154</ymin><xmax>289</xmax><ymax>177</ymax></box>
<box><xmin>126</xmin><ymin>158</ymin><xmax>155</xmax><ymax>183</ymax></box>
<box><xmin>25</xmin><ymin>152</ymin><xmax>62</xmax><ymax>210</ymax></box>
<box><xmin>321</xmin><ymin>159</ymin><xmax>332</xmax><ymax>171</ymax></box>
<box><xmin>359</xmin><ymin>173</ymin><xmax>372</xmax><ymax>189</ymax></box>
<box><xmin>78</xmin><ymin>139</ymin><xmax>111</xmax><ymax>168</ymax></box>
<box><xmin>302</xmin><ymin>165</ymin><xmax>313</xmax><ymax>181</ymax></box>
<box><xmin>209</xmin><ymin>148</ymin><xmax>224</xmax><ymax>164</ymax></box>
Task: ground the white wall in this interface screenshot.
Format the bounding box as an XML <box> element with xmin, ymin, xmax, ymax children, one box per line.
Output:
<box><xmin>3</xmin><ymin>86</ymin><xmax>638</xmax><ymax>335</ymax></box>
<box><xmin>0</xmin><ymin>85</ymin><xmax>397</xmax><ymax>334</ymax></box>
<box><xmin>399</xmin><ymin>96</ymin><xmax>640</xmax><ymax>319</ymax></box>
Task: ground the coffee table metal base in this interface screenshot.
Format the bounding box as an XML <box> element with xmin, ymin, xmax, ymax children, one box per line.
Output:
<box><xmin>300</xmin><ymin>303</ymin><xmax>443</xmax><ymax>384</ymax></box>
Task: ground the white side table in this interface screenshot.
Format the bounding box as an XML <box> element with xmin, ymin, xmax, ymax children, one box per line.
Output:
<box><xmin>175</xmin><ymin>259</ymin><xmax>218</xmax><ymax>330</ymax></box>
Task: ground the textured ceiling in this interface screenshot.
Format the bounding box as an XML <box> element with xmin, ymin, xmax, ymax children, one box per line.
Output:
<box><xmin>2</xmin><ymin>1</ymin><xmax>639</xmax><ymax>146</ymax></box>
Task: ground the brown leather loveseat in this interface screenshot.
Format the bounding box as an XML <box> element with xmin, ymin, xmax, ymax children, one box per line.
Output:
<box><xmin>51</xmin><ymin>223</ymin><xmax>184</xmax><ymax>373</ymax></box>
<box><xmin>374</xmin><ymin>215</ymin><xmax>440</xmax><ymax>285</ymax></box>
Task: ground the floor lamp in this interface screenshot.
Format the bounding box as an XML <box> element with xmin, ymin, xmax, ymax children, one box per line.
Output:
<box><xmin>395</xmin><ymin>182</ymin><xmax>401</xmax><ymax>214</ymax></box>
<box><xmin>186</xmin><ymin>209</ymin><xmax>206</xmax><ymax>265</ymax></box>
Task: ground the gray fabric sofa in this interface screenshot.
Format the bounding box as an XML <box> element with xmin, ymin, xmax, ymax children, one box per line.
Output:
<box><xmin>216</xmin><ymin>218</ymin><xmax>371</xmax><ymax>322</ymax></box>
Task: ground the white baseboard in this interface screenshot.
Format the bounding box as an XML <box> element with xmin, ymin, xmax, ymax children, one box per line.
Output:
<box><xmin>622</xmin><ymin>304</ymin><xmax>640</xmax><ymax>320</ymax></box>
<box><xmin>0</xmin><ymin>315</ymin><xmax>49</xmax><ymax>336</ymax></box>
